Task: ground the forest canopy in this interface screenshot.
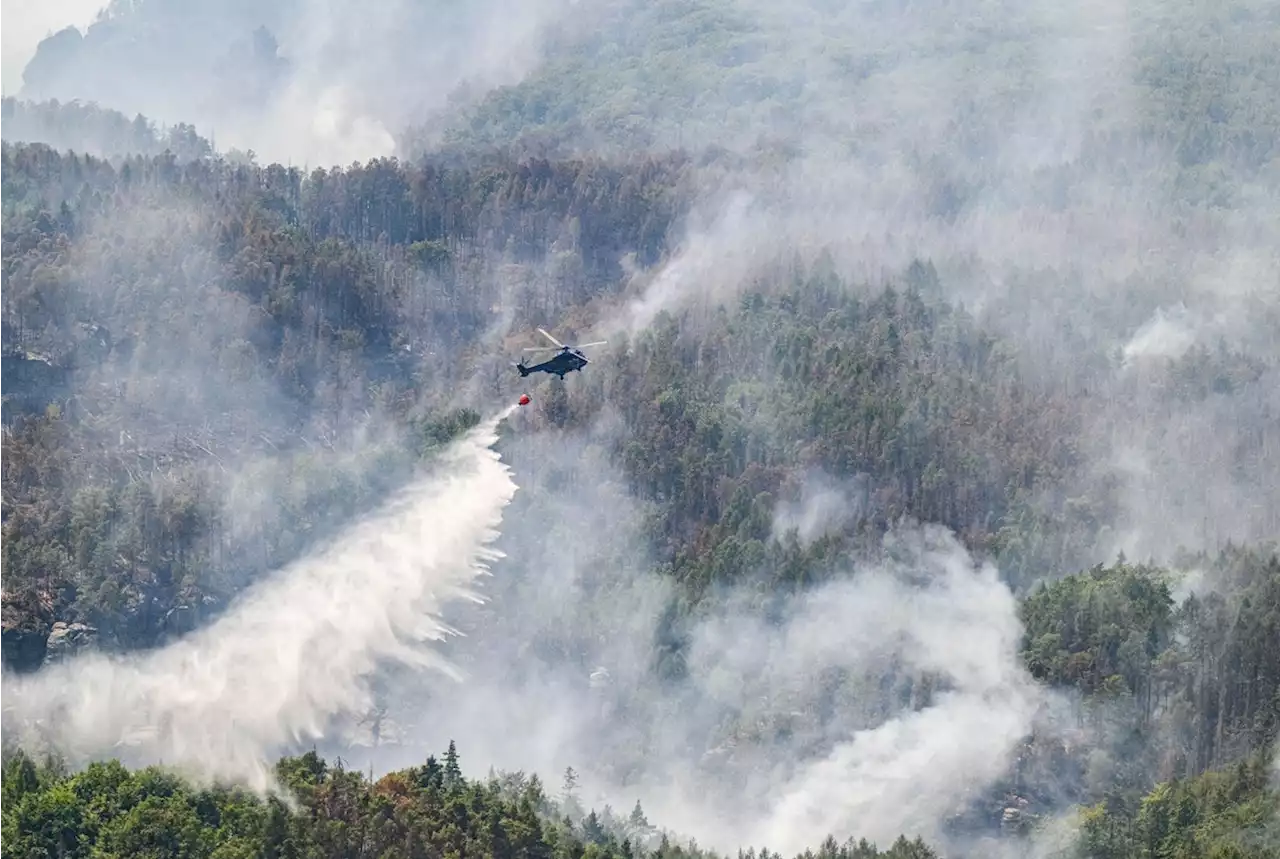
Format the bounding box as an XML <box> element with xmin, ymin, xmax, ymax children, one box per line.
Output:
<box><xmin>2</xmin><ymin>0</ymin><xmax>1279</xmax><ymax>857</ymax></box>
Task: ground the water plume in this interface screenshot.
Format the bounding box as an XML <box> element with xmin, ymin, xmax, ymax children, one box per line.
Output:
<box><xmin>0</xmin><ymin>405</ymin><xmax>520</xmax><ymax>793</ymax></box>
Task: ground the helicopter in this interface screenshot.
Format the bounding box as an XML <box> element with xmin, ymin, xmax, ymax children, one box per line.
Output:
<box><xmin>514</xmin><ymin>328</ymin><xmax>607</xmax><ymax>379</ymax></box>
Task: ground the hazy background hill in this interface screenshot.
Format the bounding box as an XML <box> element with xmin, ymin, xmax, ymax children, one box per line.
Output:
<box><xmin>2</xmin><ymin>1</ymin><xmax>1278</xmax><ymax>858</ymax></box>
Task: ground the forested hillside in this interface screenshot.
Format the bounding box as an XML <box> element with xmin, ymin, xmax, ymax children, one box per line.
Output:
<box><xmin>3</xmin><ymin>0</ymin><xmax>1280</xmax><ymax>857</ymax></box>
<box><xmin>1</xmin><ymin>743</ymin><xmax>950</xmax><ymax>859</ymax></box>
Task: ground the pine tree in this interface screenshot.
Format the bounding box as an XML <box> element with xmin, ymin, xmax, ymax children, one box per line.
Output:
<box><xmin>561</xmin><ymin>766</ymin><xmax>583</xmax><ymax>820</ymax></box>
<box><xmin>629</xmin><ymin>799</ymin><xmax>649</xmax><ymax>831</ymax></box>
<box><xmin>582</xmin><ymin>809</ymin><xmax>606</xmax><ymax>844</ymax></box>
<box><xmin>444</xmin><ymin>740</ymin><xmax>462</xmax><ymax>788</ymax></box>
<box><xmin>526</xmin><ymin>773</ymin><xmax>547</xmax><ymax>811</ymax></box>
<box><xmin>420</xmin><ymin>755</ymin><xmax>443</xmax><ymax>790</ymax></box>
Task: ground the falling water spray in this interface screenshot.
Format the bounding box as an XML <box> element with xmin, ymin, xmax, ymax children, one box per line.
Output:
<box><xmin>1</xmin><ymin>406</ymin><xmax>521</xmax><ymax>793</ymax></box>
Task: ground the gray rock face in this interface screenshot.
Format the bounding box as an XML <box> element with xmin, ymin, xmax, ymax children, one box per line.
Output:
<box><xmin>43</xmin><ymin>621</ymin><xmax>98</xmax><ymax>665</ymax></box>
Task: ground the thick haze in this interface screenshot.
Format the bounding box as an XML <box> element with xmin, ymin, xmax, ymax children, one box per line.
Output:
<box><xmin>464</xmin><ymin>0</ymin><xmax>1277</xmax><ymax>847</ymax></box>
<box><xmin>317</xmin><ymin>427</ymin><xmax>1051</xmax><ymax>853</ymax></box>
<box><xmin>3</xmin><ymin>0</ymin><xmax>1278</xmax><ymax>854</ymax></box>
<box><xmin>1</xmin><ymin>0</ymin><xmax>104</xmax><ymax>94</ymax></box>
<box><xmin>593</xmin><ymin>0</ymin><xmax>1280</xmax><ymax>568</ymax></box>
<box><xmin>8</xmin><ymin>0</ymin><xmax>595</xmax><ymax>164</ymax></box>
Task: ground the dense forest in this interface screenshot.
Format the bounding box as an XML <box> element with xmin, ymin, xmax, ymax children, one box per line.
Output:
<box><xmin>2</xmin><ymin>742</ymin><xmax>951</xmax><ymax>859</ymax></box>
<box><xmin>3</xmin><ymin>0</ymin><xmax>1280</xmax><ymax>857</ymax></box>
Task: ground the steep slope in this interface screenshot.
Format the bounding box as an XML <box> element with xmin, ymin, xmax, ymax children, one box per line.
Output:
<box><xmin>3</xmin><ymin>0</ymin><xmax>1280</xmax><ymax>854</ymax></box>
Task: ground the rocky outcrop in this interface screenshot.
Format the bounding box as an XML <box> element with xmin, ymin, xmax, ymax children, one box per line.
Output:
<box><xmin>1000</xmin><ymin>794</ymin><xmax>1032</xmax><ymax>834</ymax></box>
<box><xmin>42</xmin><ymin>621</ymin><xmax>99</xmax><ymax>666</ymax></box>
<box><xmin>0</xmin><ymin>605</ymin><xmax>98</xmax><ymax>672</ymax></box>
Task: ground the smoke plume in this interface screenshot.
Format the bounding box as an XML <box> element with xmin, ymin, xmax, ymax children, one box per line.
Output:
<box><xmin>323</xmin><ymin>415</ymin><xmax>1044</xmax><ymax>854</ymax></box>
<box><xmin>7</xmin><ymin>0</ymin><xmax>593</xmax><ymax>165</ymax></box>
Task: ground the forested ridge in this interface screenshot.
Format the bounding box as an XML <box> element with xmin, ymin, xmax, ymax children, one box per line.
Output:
<box><xmin>3</xmin><ymin>134</ymin><xmax>1277</xmax><ymax>857</ymax></box>
<box><xmin>4</xmin><ymin>0</ymin><xmax>1280</xmax><ymax>856</ymax></box>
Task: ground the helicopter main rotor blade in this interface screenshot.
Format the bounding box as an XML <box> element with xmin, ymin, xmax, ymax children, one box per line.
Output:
<box><xmin>577</xmin><ymin>341</ymin><xmax>608</xmax><ymax>349</ymax></box>
<box><xmin>537</xmin><ymin>328</ymin><xmax>565</xmax><ymax>348</ymax></box>
<box><xmin>523</xmin><ymin>346</ymin><xmax>561</xmax><ymax>353</ymax></box>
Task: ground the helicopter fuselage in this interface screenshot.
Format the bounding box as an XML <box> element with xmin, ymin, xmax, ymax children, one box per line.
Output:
<box><xmin>516</xmin><ymin>347</ymin><xmax>589</xmax><ymax>378</ymax></box>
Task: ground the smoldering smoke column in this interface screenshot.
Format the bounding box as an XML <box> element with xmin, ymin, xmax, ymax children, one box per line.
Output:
<box><xmin>0</xmin><ymin>406</ymin><xmax>520</xmax><ymax>791</ymax></box>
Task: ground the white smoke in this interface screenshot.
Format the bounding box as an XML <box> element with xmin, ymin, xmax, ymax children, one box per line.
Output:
<box><xmin>1122</xmin><ymin>304</ymin><xmax>1198</xmax><ymax>364</ymax></box>
<box><xmin>771</xmin><ymin>468</ymin><xmax>871</xmax><ymax>547</ymax></box>
<box><xmin>356</xmin><ymin>446</ymin><xmax>1045</xmax><ymax>857</ymax></box>
<box><xmin>0</xmin><ymin>406</ymin><xmax>520</xmax><ymax>792</ymax></box>
<box><xmin>7</xmin><ymin>0</ymin><xmax>592</xmax><ymax>166</ymax></box>
<box><xmin>735</xmin><ymin>524</ymin><xmax>1044</xmax><ymax>853</ymax></box>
